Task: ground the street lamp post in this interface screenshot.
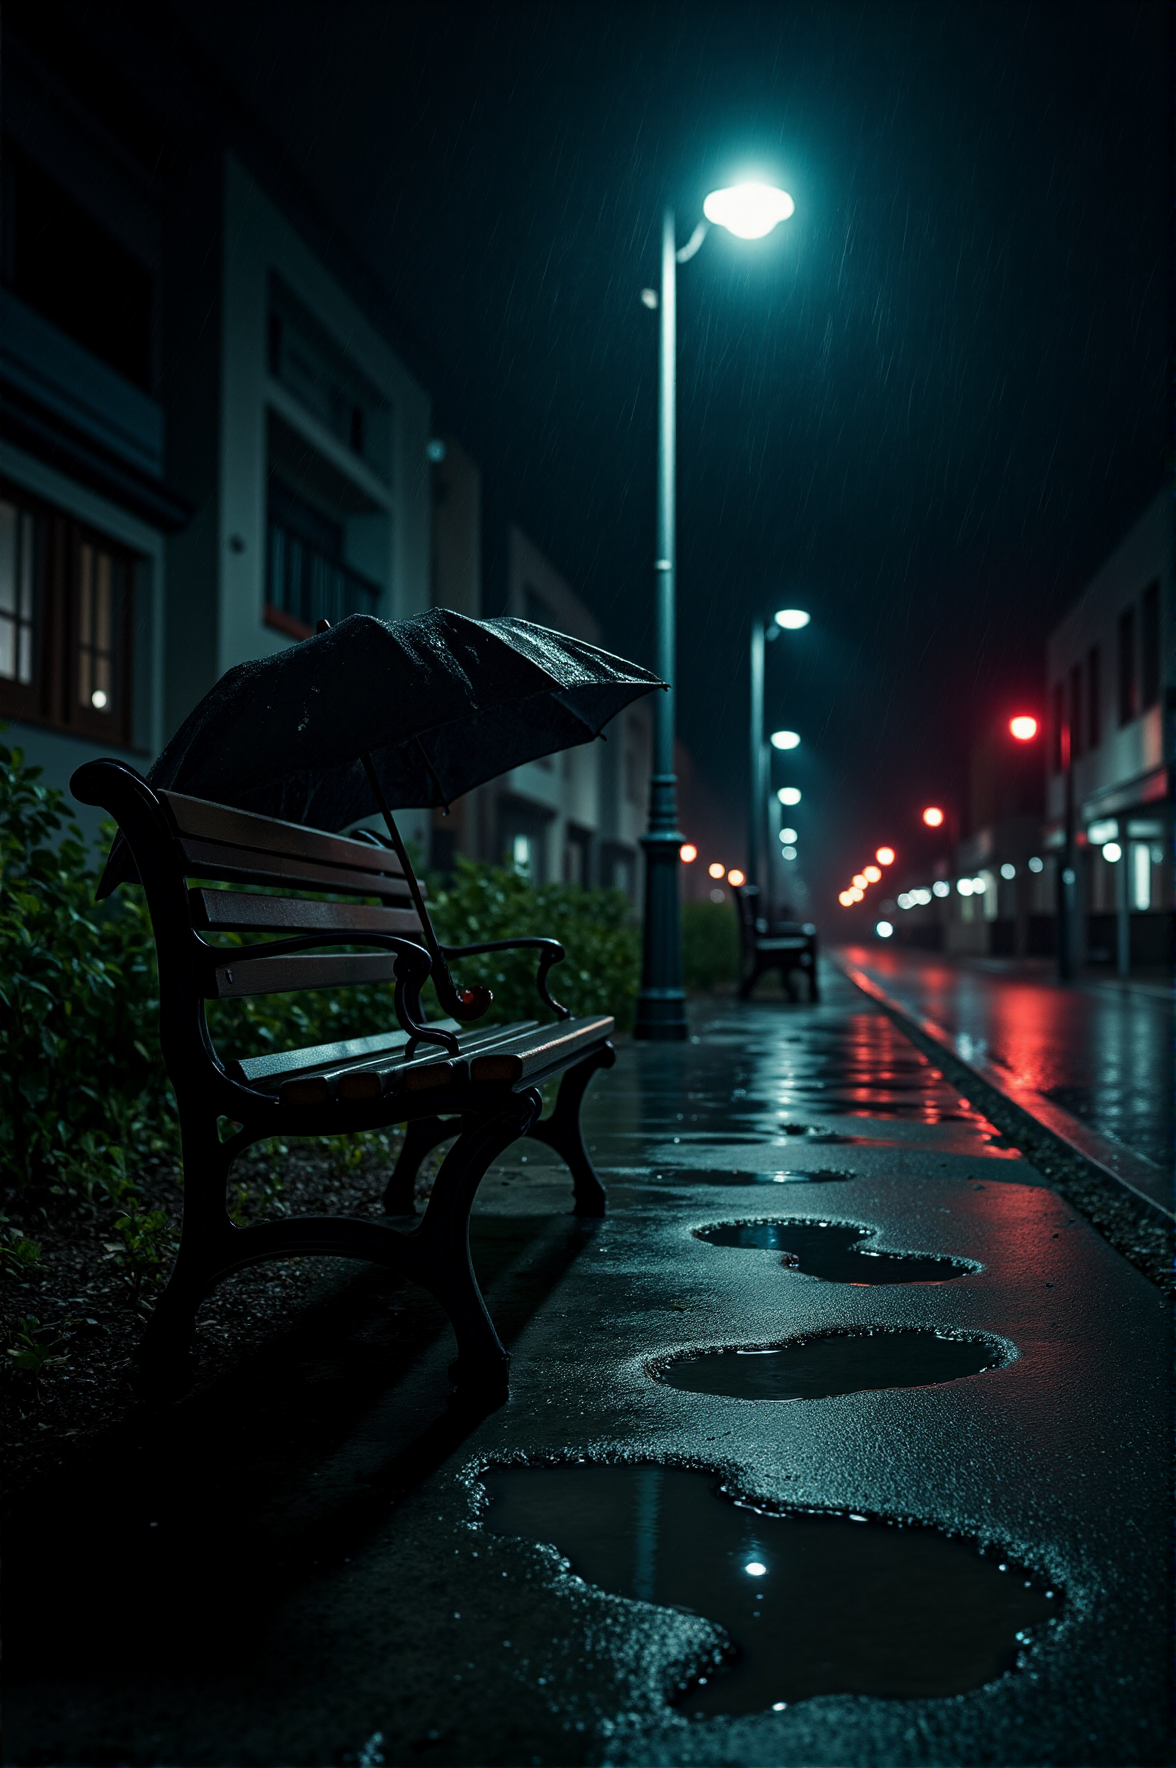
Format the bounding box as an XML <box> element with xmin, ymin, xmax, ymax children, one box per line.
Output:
<box><xmin>634</xmin><ymin>182</ymin><xmax>795</xmax><ymax>1041</ymax></box>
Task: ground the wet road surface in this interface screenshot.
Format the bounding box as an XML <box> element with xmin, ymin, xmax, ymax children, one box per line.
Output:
<box><xmin>5</xmin><ymin>970</ymin><xmax>1171</xmax><ymax>1766</ymax></box>
<box><xmin>842</xmin><ymin>945</ymin><xmax>1173</xmax><ymax>1182</ymax></box>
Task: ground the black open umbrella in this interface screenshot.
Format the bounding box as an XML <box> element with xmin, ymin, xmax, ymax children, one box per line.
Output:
<box><xmin>96</xmin><ymin>608</ymin><xmax>662</xmax><ymax>1011</ymax></box>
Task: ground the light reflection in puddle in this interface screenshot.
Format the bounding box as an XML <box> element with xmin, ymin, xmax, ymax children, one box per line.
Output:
<box><xmin>655</xmin><ymin>1329</ymin><xmax>1007</xmax><ymax>1399</ymax></box>
<box><xmin>693</xmin><ymin>1218</ymin><xmax>976</xmax><ymax>1282</ymax></box>
<box><xmin>481</xmin><ymin>1464</ymin><xmax>1056</xmax><ymax>1715</ymax></box>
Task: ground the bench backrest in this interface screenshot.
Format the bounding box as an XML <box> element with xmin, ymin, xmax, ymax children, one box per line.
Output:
<box><xmin>158</xmin><ymin>789</ymin><xmax>429</xmax><ymax>1001</ymax></box>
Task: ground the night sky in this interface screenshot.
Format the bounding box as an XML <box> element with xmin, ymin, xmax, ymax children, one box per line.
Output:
<box><xmin>176</xmin><ymin>0</ymin><xmax>1170</xmax><ymax>904</ymax></box>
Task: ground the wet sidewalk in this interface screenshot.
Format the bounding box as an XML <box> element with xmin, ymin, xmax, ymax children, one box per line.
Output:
<box><xmin>5</xmin><ymin>970</ymin><xmax>1172</xmax><ymax>1766</ymax></box>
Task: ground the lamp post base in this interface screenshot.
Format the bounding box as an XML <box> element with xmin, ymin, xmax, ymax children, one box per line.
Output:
<box><xmin>635</xmin><ymin>826</ymin><xmax>688</xmax><ymax>1042</ymax></box>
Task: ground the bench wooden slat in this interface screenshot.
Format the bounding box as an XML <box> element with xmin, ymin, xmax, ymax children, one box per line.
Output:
<box><xmin>469</xmin><ymin>1015</ymin><xmax>614</xmax><ymax>1083</ymax></box>
<box><xmin>271</xmin><ymin>1020</ymin><xmax>542</xmax><ymax>1105</ymax></box>
<box><xmin>178</xmin><ymin>838</ymin><xmax>413</xmax><ymax>899</ymax></box>
<box><xmin>209</xmin><ymin>953</ymin><xmax>401</xmax><ymax>999</ymax></box>
<box><xmin>161</xmin><ymin>791</ymin><xmax>410</xmax><ymax>879</ymax></box>
<box><xmin>227</xmin><ymin>1020</ymin><xmax>462</xmax><ymax>1085</ymax></box>
<box><xmin>192</xmin><ymin>888</ymin><xmax>425</xmax><ymax>938</ymax></box>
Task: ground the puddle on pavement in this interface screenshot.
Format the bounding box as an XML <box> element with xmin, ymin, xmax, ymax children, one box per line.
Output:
<box><xmin>655</xmin><ymin>1329</ymin><xmax>1006</xmax><ymax>1400</ymax></box>
<box><xmin>481</xmin><ymin>1464</ymin><xmax>1057</xmax><ymax>1715</ymax></box>
<box><xmin>645</xmin><ymin>1169</ymin><xmax>856</xmax><ymax>1186</ymax></box>
<box><xmin>694</xmin><ymin>1218</ymin><xmax>974</xmax><ymax>1282</ymax></box>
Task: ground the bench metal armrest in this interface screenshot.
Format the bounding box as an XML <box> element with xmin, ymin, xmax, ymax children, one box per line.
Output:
<box><xmin>440</xmin><ymin>937</ymin><xmax>570</xmax><ymax>1021</ymax></box>
<box><xmin>198</xmin><ymin>930</ymin><xmax>459</xmax><ymax>1055</ymax></box>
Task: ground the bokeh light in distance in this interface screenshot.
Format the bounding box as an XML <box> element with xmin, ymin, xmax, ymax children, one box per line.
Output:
<box><xmin>848</xmin><ymin>886</ymin><xmax>864</xmax><ymax>902</ymax></box>
<box><xmin>727</xmin><ymin>868</ymin><xmax>746</xmax><ymax>887</ymax></box>
<box><xmin>774</xmin><ymin>608</ymin><xmax>810</xmax><ymax>630</ymax></box>
<box><xmin>863</xmin><ymin>864</ymin><xmax>882</xmax><ymax>883</ymax></box>
<box><xmin>679</xmin><ymin>843</ymin><xmax>697</xmax><ymax>863</ymax></box>
<box><xmin>923</xmin><ymin>806</ymin><xmax>945</xmax><ymax>828</ymax></box>
<box><xmin>770</xmin><ymin>729</ymin><xmax>800</xmax><ymax>750</ymax></box>
<box><xmin>779</xmin><ymin>827</ymin><xmax>798</xmax><ymax>844</ymax></box>
<box><xmin>777</xmin><ymin>786</ymin><xmax>801</xmax><ymax>805</ymax></box>
<box><xmin>1009</xmin><ymin>715</ymin><xmax>1039</xmax><ymax>741</ymax></box>
<box><xmin>708</xmin><ymin>862</ymin><xmax>725</xmax><ymax>879</ymax></box>
<box><xmin>875</xmin><ymin>921</ymin><xmax>894</xmax><ymax>938</ymax></box>
<box><xmin>876</xmin><ymin>846</ymin><xmax>895</xmax><ymax>866</ymax></box>
<box><xmin>852</xmin><ymin>873</ymin><xmax>867</xmax><ymax>889</ymax></box>
<box><xmin>838</xmin><ymin>890</ymin><xmax>854</xmax><ymax>906</ymax></box>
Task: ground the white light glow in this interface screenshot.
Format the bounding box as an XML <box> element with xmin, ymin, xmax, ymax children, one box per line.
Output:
<box><xmin>774</xmin><ymin>607</ymin><xmax>810</xmax><ymax>630</ymax></box>
<box><xmin>1102</xmin><ymin>841</ymin><xmax>1122</xmax><ymax>863</ymax></box>
<box><xmin>1088</xmin><ymin>818</ymin><xmax>1118</xmax><ymax>846</ymax></box>
<box><xmin>1133</xmin><ymin>843</ymin><xmax>1151</xmax><ymax>910</ymax></box>
<box><xmin>875</xmin><ymin>921</ymin><xmax>894</xmax><ymax>938</ymax></box>
<box><xmin>933</xmin><ymin>880</ymin><xmax>950</xmax><ymax>898</ymax></box>
<box><xmin>897</xmin><ymin>893</ymin><xmax>913</xmax><ymax>910</ymax></box>
<box><xmin>1028</xmin><ymin>856</ymin><xmax>1044</xmax><ymax>873</ymax></box>
<box><xmin>1000</xmin><ymin>862</ymin><xmax>1016</xmax><ymax>880</ymax></box>
<box><xmin>770</xmin><ymin>730</ymin><xmax>800</xmax><ymax>750</ymax></box>
<box><xmin>957</xmin><ymin>878</ymin><xmax>974</xmax><ymax>896</ymax></box>
<box><xmin>781</xmin><ymin>845</ymin><xmax>797</xmax><ymax>861</ymax></box>
<box><xmin>708</xmin><ymin>862</ymin><xmax>725</xmax><ymax>879</ymax></box>
<box><xmin>704</xmin><ymin>183</ymin><xmax>795</xmax><ymax>240</ymax></box>
<box><xmin>91</xmin><ymin>689</ymin><xmax>108</xmax><ymax>709</ymax></box>
<box><xmin>777</xmin><ymin>786</ymin><xmax>802</xmax><ymax>805</ymax></box>
<box><xmin>779</xmin><ymin>827</ymin><xmax>798</xmax><ymax>844</ymax></box>
<box><xmin>744</xmin><ymin>1561</ymin><xmax>768</xmax><ymax>1577</ymax></box>
<box><xmin>971</xmin><ymin>876</ymin><xmax>986</xmax><ymax>893</ymax></box>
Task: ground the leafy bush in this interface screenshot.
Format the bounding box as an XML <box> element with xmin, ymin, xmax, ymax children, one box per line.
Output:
<box><xmin>681</xmin><ymin>898</ymin><xmax>740</xmax><ymax>992</ymax></box>
<box><xmin>0</xmin><ymin>742</ymin><xmax>176</xmax><ymax>1197</ymax></box>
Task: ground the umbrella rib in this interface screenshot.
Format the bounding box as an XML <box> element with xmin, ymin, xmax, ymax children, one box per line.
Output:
<box><xmin>414</xmin><ymin>735</ymin><xmax>451</xmax><ymax>813</ymax></box>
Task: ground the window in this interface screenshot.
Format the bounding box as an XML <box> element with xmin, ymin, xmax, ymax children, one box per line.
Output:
<box><xmin>1086</xmin><ymin>645</ymin><xmax>1101</xmax><ymax>749</ymax></box>
<box><xmin>2</xmin><ymin>152</ymin><xmax>154</xmax><ymax>389</ymax></box>
<box><xmin>265</xmin><ymin>478</ymin><xmax>380</xmax><ymax>639</ymax></box>
<box><xmin>267</xmin><ymin>277</ymin><xmax>387</xmax><ymax>474</ymax></box>
<box><xmin>1068</xmin><ymin>663</ymin><xmax>1083</xmax><ymax>760</ymax></box>
<box><xmin>1140</xmin><ymin>579</ymin><xmax>1160</xmax><ymax>709</ymax></box>
<box><xmin>1117</xmin><ymin>605</ymin><xmax>1137</xmax><ymax>726</ymax></box>
<box><xmin>0</xmin><ymin>483</ymin><xmax>135</xmax><ymax>742</ymax></box>
<box><xmin>1050</xmin><ymin>680</ymin><xmax>1065</xmax><ymax>773</ymax></box>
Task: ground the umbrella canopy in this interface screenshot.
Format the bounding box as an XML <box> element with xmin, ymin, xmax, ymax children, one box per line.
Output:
<box><xmin>97</xmin><ymin>608</ymin><xmax>661</xmax><ymax>894</ymax></box>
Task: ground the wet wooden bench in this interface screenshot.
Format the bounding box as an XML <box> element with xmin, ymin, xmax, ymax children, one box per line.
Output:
<box><xmin>71</xmin><ymin>758</ymin><xmax>615</xmax><ymax>1400</ymax></box>
<box><xmin>734</xmin><ymin>884</ymin><xmax>820</xmax><ymax>1001</ymax></box>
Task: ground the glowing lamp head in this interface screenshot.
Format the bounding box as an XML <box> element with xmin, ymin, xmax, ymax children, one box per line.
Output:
<box><xmin>922</xmin><ymin>806</ymin><xmax>945</xmax><ymax>829</ymax></box>
<box><xmin>770</xmin><ymin>730</ymin><xmax>800</xmax><ymax>751</ymax></box>
<box><xmin>777</xmin><ymin>786</ymin><xmax>801</xmax><ymax>805</ymax></box>
<box><xmin>774</xmin><ymin>608</ymin><xmax>810</xmax><ymax>630</ymax></box>
<box><xmin>679</xmin><ymin>843</ymin><xmax>698</xmax><ymax>863</ymax></box>
<box><xmin>703</xmin><ymin>182</ymin><xmax>795</xmax><ymax>240</ymax></box>
<box><xmin>876</xmin><ymin>846</ymin><xmax>895</xmax><ymax>866</ymax></box>
<box><xmin>708</xmin><ymin>862</ymin><xmax>725</xmax><ymax>880</ymax></box>
<box><xmin>863</xmin><ymin>864</ymin><xmax>882</xmax><ymax>883</ymax></box>
<box><xmin>1009</xmin><ymin>715</ymin><xmax>1039</xmax><ymax>742</ymax></box>
<box><xmin>727</xmin><ymin>868</ymin><xmax>746</xmax><ymax>887</ymax></box>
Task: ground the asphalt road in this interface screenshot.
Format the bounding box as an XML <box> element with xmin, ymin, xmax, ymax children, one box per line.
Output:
<box><xmin>5</xmin><ymin>971</ymin><xmax>1171</xmax><ymax>1766</ymax></box>
<box><xmin>840</xmin><ymin>946</ymin><xmax>1174</xmax><ymax>1190</ymax></box>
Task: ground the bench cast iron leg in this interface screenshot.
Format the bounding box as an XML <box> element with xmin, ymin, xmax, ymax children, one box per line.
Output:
<box><xmin>382</xmin><ymin>1115</ymin><xmax>460</xmax><ymax>1215</ymax></box>
<box><xmin>135</xmin><ymin>1119</ymin><xmax>235</xmax><ymax>1400</ymax></box>
<box><xmin>527</xmin><ymin>1043</ymin><xmax>615</xmax><ymax>1218</ymax></box>
<box><xmin>415</xmin><ymin>1092</ymin><xmax>541</xmax><ymax>1393</ymax></box>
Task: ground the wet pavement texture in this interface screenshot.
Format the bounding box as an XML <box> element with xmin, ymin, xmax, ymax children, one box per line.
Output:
<box><xmin>845</xmin><ymin>947</ymin><xmax>1174</xmax><ymax>1178</ymax></box>
<box><xmin>5</xmin><ymin>969</ymin><xmax>1172</xmax><ymax>1766</ymax></box>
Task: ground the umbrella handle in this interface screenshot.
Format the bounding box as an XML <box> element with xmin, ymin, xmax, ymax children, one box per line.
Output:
<box><xmin>360</xmin><ymin>752</ymin><xmax>491</xmax><ymax>1024</ymax></box>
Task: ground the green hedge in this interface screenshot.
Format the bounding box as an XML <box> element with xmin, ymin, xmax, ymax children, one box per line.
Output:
<box><xmin>681</xmin><ymin>898</ymin><xmax>740</xmax><ymax>991</ymax></box>
<box><xmin>0</xmin><ymin>743</ymin><xmax>641</xmax><ymax>1197</ymax></box>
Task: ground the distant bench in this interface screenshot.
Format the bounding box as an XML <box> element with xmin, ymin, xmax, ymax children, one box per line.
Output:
<box><xmin>71</xmin><ymin>759</ymin><xmax>616</xmax><ymax>1400</ymax></box>
<box><xmin>734</xmin><ymin>884</ymin><xmax>819</xmax><ymax>1001</ymax></box>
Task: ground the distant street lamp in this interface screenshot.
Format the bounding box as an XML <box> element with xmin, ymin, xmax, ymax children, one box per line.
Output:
<box><xmin>635</xmin><ymin>182</ymin><xmax>795</xmax><ymax>1040</ymax></box>
<box><xmin>749</xmin><ymin>611</ymin><xmax>809</xmax><ymax>897</ymax></box>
